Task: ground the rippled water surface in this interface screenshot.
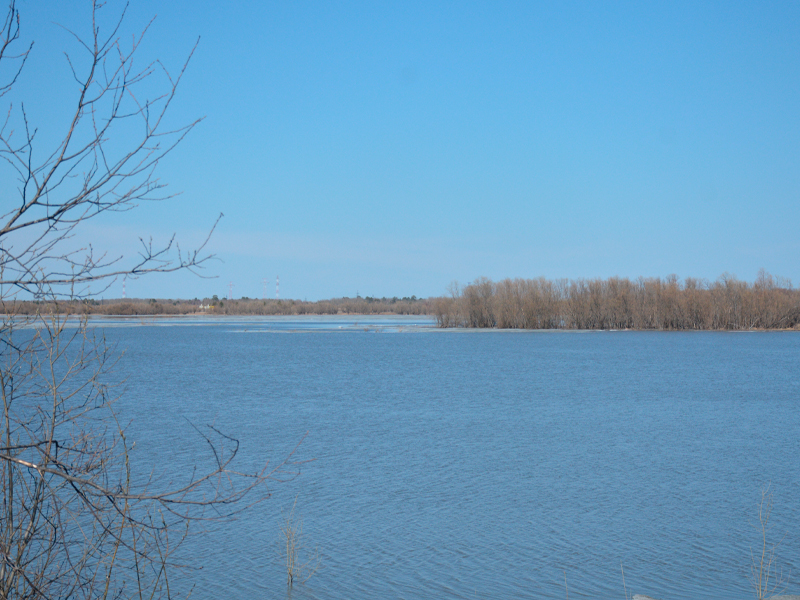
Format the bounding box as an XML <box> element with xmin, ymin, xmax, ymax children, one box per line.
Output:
<box><xmin>100</xmin><ymin>316</ymin><xmax>800</xmax><ymax>600</ymax></box>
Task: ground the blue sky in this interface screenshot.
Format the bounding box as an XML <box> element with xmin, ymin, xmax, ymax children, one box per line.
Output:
<box><xmin>10</xmin><ymin>1</ymin><xmax>800</xmax><ymax>300</ymax></box>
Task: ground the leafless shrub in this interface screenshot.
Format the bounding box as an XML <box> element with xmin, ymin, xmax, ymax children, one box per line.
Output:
<box><xmin>0</xmin><ymin>2</ymin><xmax>303</xmax><ymax>598</ymax></box>
<box><xmin>1</xmin><ymin>313</ymin><xmax>304</xmax><ymax>598</ymax></box>
<box><xmin>436</xmin><ymin>273</ymin><xmax>800</xmax><ymax>330</ymax></box>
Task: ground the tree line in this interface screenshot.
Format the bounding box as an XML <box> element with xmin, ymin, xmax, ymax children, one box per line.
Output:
<box><xmin>6</xmin><ymin>273</ymin><xmax>800</xmax><ymax>329</ymax></box>
<box><xmin>432</xmin><ymin>271</ymin><xmax>800</xmax><ymax>330</ymax></box>
<box><xmin>2</xmin><ymin>295</ymin><xmax>433</xmax><ymax>316</ymax></box>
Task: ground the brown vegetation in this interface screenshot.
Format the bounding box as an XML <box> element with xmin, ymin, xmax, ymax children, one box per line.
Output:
<box><xmin>8</xmin><ymin>273</ymin><xmax>798</xmax><ymax>330</ymax></box>
<box><xmin>281</xmin><ymin>496</ymin><xmax>319</xmax><ymax>587</ymax></box>
<box><xmin>433</xmin><ymin>271</ymin><xmax>800</xmax><ymax>330</ymax></box>
<box><xmin>2</xmin><ymin>295</ymin><xmax>433</xmax><ymax>317</ymax></box>
<box><xmin>750</xmin><ymin>484</ymin><xmax>787</xmax><ymax>600</ymax></box>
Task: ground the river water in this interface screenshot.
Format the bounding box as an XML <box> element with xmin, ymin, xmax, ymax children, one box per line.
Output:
<box><xmin>98</xmin><ymin>316</ymin><xmax>799</xmax><ymax>600</ymax></box>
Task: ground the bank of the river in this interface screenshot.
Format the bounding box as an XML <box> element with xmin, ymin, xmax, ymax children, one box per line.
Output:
<box><xmin>1</xmin><ymin>295</ymin><xmax>434</xmax><ymax>317</ymax></box>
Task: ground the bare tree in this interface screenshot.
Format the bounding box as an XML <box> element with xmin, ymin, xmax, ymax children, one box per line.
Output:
<box><xmin>0</xmin><ymin>0</ymin><xmax>219</xmax><ymax>300</ymax></box>
<box><xmin>0</xmin><ymin>2</ymin><xmax>299</xmax><ymax>598</ymax></box>
<box><xmin>434</xmin><ymin>274</ymin><xmax>800</xmax><ymax>331</ymax></box>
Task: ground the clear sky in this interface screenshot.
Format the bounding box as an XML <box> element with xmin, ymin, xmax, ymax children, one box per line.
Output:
<box><xmin>10</xmin><ymin>1</ymin><xmax>800</xmax><ymax>300</ymax></box>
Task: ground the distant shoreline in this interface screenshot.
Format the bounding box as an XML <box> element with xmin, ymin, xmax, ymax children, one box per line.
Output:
<box><xmin>4</xmin><ymin>310</ymin><xmax>799</xmax><ymax>332</ymax></box>
<box><xmin>5</xmin><ymin>272</ymin><xmax>800</xmax><ymax>331</ymax></box>
<box><xmin>1</xmin><ymin>296</ymin><xmax>434</xmax><ymax>318</ymax></box>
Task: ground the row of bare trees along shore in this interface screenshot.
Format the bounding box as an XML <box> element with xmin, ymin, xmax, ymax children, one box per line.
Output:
<box><xmin>433</xmin><ymin>271</ymin><xmax>800</xmax><ymax>330</ymax></box>
<box><xmin>5</xmin><ymin>272</ymin><xmax>800</xmax><ymax>330</ymax></box>
<box><xmin>2</xmin><ymin>296</ymin><xmax>433</xmax><ymax>316</ymax></box>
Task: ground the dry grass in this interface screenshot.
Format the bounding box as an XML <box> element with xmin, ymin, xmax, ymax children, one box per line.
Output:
<box><xmin>751</xmin><ymin>484</ymin><xmax>788</xmax><ymax>600</ymax></box>
<box><xmin>280</xmin><ymin>496</ymin><xmax>320</xmax><ymax>587</ymax></box>
<box><xmin>621</xmin><ymin>563</ymin><xmax>631</xmax><ymax>600</ymax></box>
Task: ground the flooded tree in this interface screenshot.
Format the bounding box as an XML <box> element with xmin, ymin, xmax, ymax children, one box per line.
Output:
<box><xmin>434</xmin><ymin>273</ymin><xmax>800</xmax><ymax>330</ymax></box>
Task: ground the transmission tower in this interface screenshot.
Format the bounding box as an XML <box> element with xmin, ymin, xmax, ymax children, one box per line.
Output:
<box><xmin>228</xmin><ymin>282</ymin><xmax>233</xmax><ymax>301</ymax></box>
<box><xmin>276</xmin><ymin>275</ymin><xmax>280</xmax><ymax>300</ymax></box>
<box><xmin>262</xmin><ymin>278</ymin><xmax>267</xmax><ymax>300</ymax></box>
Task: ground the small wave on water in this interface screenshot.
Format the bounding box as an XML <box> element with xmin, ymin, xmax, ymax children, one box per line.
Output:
<box><xmin>104</xmin><ymin>324</ymin><xmax>799</xmax><ymax>600</ymax></box>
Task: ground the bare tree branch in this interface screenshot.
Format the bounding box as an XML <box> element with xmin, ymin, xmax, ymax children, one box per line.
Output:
<box><xmin>0</xmin><ymin>3</ymin><xmax>298</xmax><ymax>599</ymax></box>
<box><xmin>0</xmin><ymin>0</ymin><xmax>214</xmax><ymax>300</ymax></box>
